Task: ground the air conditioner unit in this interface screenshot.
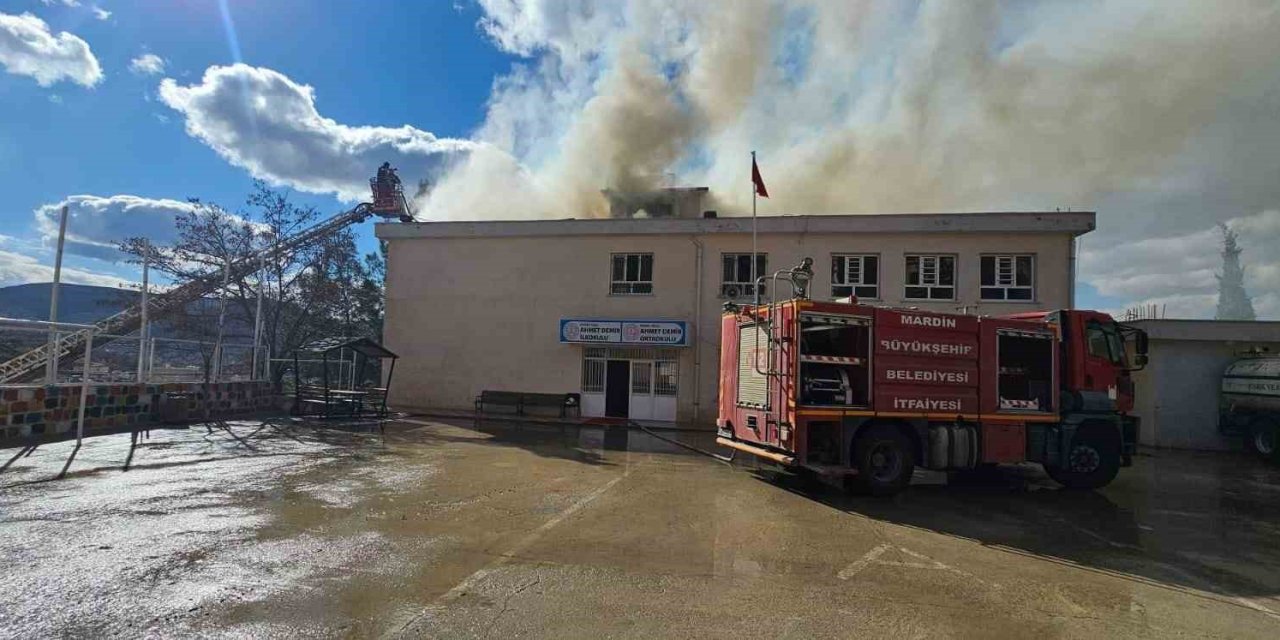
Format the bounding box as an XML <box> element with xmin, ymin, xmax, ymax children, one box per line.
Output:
<box><xmin>722</xmin><ymin>284</ymin><xmax>741</xmax><ymax>298</ymax></box>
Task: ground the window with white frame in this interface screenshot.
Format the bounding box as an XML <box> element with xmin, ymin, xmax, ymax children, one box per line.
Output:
<box><xmin>981</xmin><ymin>255</ymin><xmax>1035</xmax><ymax>301</ymax></box>
<box><xmin>721</xmin><ymin>253</ymin><xmax>767</xmax><ymax>298</ymax></box>
<box><xmin>831</xmin><ymin>254</ymin><xmax>879</xmax><ymax>299</ymax></box>
<box><xmin>611</xmin><ymin>253</ymin><xmax>654</xmax><ymax>295</ymax></box>
<box><xmin>904</xmin><ymin>254</ymin><xmax>956</xmax><ymax>300</ymax></box>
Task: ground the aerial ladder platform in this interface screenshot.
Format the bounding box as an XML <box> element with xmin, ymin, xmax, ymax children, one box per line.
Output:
<box><xmin>0</xmin><ymin>165</ymin><xmax>413</xmax><ymax>384</ymax></box>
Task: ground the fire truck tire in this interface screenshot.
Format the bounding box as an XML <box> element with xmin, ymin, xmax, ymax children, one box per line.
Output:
<box><xmin>1046</xmin><ymin>425</ymin><xmax>1121</xmax><ymax>490</ymax></box>
<box><xmin>850</xmin><ymin>425</ymin><xmax>915</xmax><ymax>496</ymax></box>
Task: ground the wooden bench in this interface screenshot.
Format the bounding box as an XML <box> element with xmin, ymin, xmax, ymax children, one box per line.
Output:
<box><xmin>474</xmin><ymin>391</ymin><xmax>581</xmax><ymax>419</ymax></box>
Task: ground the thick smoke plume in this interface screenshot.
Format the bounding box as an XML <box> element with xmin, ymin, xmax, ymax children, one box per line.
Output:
<box><xmin>415</xmin><ymin>0</ymin><xmax>1280</xmax><ymax>223</ymax></box>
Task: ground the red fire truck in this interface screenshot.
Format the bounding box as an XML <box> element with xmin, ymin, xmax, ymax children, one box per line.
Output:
<box><xmin>716</xmin><ymin>259</ymin><xmax>1148</xmax><ymax>496</ymax></box>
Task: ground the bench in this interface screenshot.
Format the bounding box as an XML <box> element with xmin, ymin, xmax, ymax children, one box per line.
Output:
<box><xmin>474</xmin><ymin>391</ymin><xmax>581</xmax><ymax>419</ymax></box>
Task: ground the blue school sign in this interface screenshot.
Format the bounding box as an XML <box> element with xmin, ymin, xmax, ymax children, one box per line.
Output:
<box><xmin>559</xmin><ymin>319</ymin><xmax>688</xmax><ymax>346</ymax></box>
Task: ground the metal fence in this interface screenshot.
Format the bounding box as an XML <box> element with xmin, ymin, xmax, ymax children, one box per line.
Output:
<box><xmin>1</xmin><ymin>318</ymin><xmax>265</xmax><ymax>386</ymax></box>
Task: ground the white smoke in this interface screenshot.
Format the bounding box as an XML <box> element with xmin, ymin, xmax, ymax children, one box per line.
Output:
<box><xmin>417</xmin><ymin>0</ymin><xmax>1280</xmax><ymax>228</ymax></box>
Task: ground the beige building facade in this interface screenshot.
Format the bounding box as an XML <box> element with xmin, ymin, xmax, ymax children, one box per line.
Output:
<box><xmin>376</xmin><ymin>210</ymin><xmax>1095</xmax><ymax>426</ymax></box>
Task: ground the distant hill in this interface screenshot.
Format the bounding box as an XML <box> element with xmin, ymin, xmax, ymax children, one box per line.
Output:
<box><xmin>0</xmin><ymin>283</ymin><xmax>138</xmax><ymax>324</ymax></box>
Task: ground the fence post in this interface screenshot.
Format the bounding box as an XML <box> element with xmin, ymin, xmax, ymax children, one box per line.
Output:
<box><xmin>136</xmin><ymin>246</ymin><xmax>149</xmax><ymax>383</ymax></box>
<box><xmin>46</xmin><ymin>204</ymin><xmax>69</xmax><ymax>384</ymax></box>
<box><xmin>76</xmin><ymin>330</ymin><xmax>94</xmax><ymax>446</ymax></box>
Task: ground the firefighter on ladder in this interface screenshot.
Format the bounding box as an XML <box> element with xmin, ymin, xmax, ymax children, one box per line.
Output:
<box><xmin>372</xmin><ymin>162</ymin><xmax>413</xmax><ymax>221</ymax></box>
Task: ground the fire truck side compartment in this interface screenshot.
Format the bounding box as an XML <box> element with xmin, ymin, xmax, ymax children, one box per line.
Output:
<box><xmin>720</xmin><ymin>300</ymin><xmax>1078</xmax><ymax>472</ymax></box>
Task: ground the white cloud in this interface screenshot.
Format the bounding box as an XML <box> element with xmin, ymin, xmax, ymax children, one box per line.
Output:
<box><xmin>92</xmin><ymin>6</ymin><xmax>111</xmax><ymax>21</ymax></box>
<box><xmin>33</xmin><ymin>195</ymin><xmax>201</xmax><ymax>262</ymax></box>
<box><xmin>128</xmin><ymin>53</ymin><xmax>165</xmax><ymax>76</ymax></box>
<box><xmin>157</xmin><ymin>64</ymin><xmax>478</xmax><ymax>202</ymax></box>
<box><xmin>47</xmin><ymin>93</ymin><xmax>61</xmax><ymax>104</ymax></box>
<box><xmin>0</xmin><ymin>249</ymin><xmax>126</xmax><ymax>289</ymax></box>
<box><xmin>41</xmin><ymin>1</ymin><xmax>82</xmax><ymax>6</ymax></box>
<box><xmin>1081</xmin><ymin>210</ymin><xmax>1280</xmax><ymax>319</ymax></box>
<box><xmin>0</xmin><ymin>11</ymin><xmax>102</xmax><ymax>87</ymax></box>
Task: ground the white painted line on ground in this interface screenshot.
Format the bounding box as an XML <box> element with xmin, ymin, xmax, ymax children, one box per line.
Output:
<box><xmin>838</xmin><ymin>542</ymin><xmax>996</xmax><ymax>587</ymax></box>
<box><xmin>437</xmin><ymin>469</ymin><xmax>630</xmax><ymax>603</ymax></box>
<box><xmin>837</xmin><ymin>543</ymin><xmax>891</xmax><ymax>580</ymax></box>
<box><xmin>380</xmin><ymin>421</ymin><xmax>632</xmax><ymax>638</ymax></box>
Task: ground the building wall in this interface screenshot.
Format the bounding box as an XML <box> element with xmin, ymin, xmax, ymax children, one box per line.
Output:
<box><xmin>384</xmin><ymin>229</ymin><xmax>1076</xmax><ymax>425</ymax></box>
<box><xmin>1131</xmin><ymin>339</ymin><xmax>1280</xmax><ymax>450</ymax></box>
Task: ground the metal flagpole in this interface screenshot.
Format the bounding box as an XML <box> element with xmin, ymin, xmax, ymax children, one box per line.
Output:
<box><xmin>751</xmin><ymin>151</ymin><xmax>757</xmax><ymax>297</ymax></box>
<box><xmin>46</xmin><ymin>204</ymin><xmax>69</xmax><ymax>384</ymax></box>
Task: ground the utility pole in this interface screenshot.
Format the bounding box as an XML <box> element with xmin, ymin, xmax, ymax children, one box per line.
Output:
<box><xmin>213</xmin><ymin>257</ymin><xmax>230</xmax><ymax>382</ymax></box>
<box><xmin>251</xmin><ymin>253</ymin><xmax>265</xmax><ymax>380</ymax></box>
<box><xmin>136</xmin><ymin>242</ymin><xmax>150</xmax><ymax>383</ymax></box>
<box><xmin>46</xmin><ymin>205</ymin><xmax>69</xmax><ymax>384</ymax></box>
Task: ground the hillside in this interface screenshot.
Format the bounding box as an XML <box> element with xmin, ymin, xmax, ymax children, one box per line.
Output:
<box><xmin>0</xmin><ymin>283</ymin><xmax>138</xmax><ymax>324</ymax></box>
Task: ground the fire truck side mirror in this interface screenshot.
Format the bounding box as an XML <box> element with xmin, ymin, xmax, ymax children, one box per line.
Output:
<box><xmin>1134</xmin><ymin>353</ymin><xmax>1149</xmax><ymax>367</ymax></box>
<box><xmin>1135</xmin><ymin>331</ymin><xmax>1149</xmax><ymax>355</ymax></box>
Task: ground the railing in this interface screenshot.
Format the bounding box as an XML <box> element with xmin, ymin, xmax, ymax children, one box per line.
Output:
<box><xmin>0</xmin><ymin>203</ymin><xmax>374</xmax><ymax>384</ymax></box>
<box><xmin>0</xmin><ymin>317</ymin><xmax>97</xmax><ymax>445</ymax></box>
<box><xmin>1</xmin><ymin>318</ymin><xmax>263</xmax><ymax>386</ymax></box>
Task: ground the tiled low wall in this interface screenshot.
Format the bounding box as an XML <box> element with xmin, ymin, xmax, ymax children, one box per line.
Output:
<box><xmin>0</xmin><ymin>381</ymin><xmax>278</xmax><ymax>442</ymax></box>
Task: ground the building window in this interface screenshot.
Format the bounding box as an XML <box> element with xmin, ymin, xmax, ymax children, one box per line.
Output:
<box><xmin>722</xmin><ymin>253</ymin><xmax>767</xmax><ymax>298</ymax></box>
<box><xmin>611</xmin><ymin>253</ymin><xmax>653</xmax><ymax>295</ymax></box>
<box><xmin>904</xmin><ymin>254</ymin><xmax>956</xmax><ymax>300</ymax></box>
<box><xmin>582</xmin><ymin>358</ymin><xmax>605</xmax><ymax>393</ymax></box>
<box><xmin>831</xmin><ymin>254</ymin><xmax>879</xmax><ymax>300</ymax></box>
<box><xmin>981</xmin><ymin>255</ymin><xmax>1034</xmax><ymax>301</ymax></box>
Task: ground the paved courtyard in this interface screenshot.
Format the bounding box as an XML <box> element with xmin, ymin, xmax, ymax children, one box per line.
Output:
<box><xmin>1</xmin><ymin>417</ymin><xmax>1279</xmax><ymax>638</ymax></box>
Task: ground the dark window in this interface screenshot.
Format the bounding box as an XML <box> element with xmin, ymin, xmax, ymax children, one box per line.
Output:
<box><xmin>722</xmin><ymin>253</ymin><xmax>767</xmax><ymax>297</ymax></box>
<box><xmin>831</xmin><ymin>254</ymin><xmax>879</xmax><ymax>299</ymax></box>
<box><xmin>904</xmin><ymin>255</ymin><xmax>955</xmax><ymax>300</ymax></box>
<box><xmin>610</xmin><ymin>253</ymin><xmax>654</xmax><ymax>295</ymax></box>
<box><xmin>981</xmin><ymin>255</ymin><xmax>1035</xmax><ymax>301</ymax></box>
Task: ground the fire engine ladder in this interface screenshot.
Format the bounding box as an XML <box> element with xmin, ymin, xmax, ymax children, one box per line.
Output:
<box><xmin>0</xmin><ymin>203</ymin><xmax>379</xmax><ymax>384</ymax></box>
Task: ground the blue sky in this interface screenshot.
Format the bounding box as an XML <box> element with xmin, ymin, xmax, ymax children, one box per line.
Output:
<box><xmin>2</xmin><ymin>1</ymin><xmax>1279</xmax><ymax>319</ymax></box>
<box><xmin>0</xmin><ymin>0</ymin><xmax>512</xmax><ymax>286</ymax></box>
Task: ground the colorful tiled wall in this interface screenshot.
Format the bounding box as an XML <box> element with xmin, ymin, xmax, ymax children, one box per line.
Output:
<box><xmin>0</xmin><ymin>381</ymin><xmax>277</xmax><ymax>442</ymax></box>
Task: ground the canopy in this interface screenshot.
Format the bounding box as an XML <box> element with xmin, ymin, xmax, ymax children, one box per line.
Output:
<box><xmin>297</xmin><ymin>336</ymin><xmax>397</xmax><ymax>360</ymax></box>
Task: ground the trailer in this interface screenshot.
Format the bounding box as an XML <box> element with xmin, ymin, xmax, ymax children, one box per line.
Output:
<box><xmin>716</xmin><ymin>258</ymin><xmax>1148</xmax><ymax>495</ymax></box>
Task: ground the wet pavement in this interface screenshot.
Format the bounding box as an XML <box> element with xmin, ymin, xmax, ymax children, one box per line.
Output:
<box><xmin>2</xmin><ymin>417</ymin><xmax>1279</xmax><ymax>638</ymax></box>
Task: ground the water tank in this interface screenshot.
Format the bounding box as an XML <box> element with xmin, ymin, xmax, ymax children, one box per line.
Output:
<box><xmin>1222</xmin><ymin>357</ymin><xmax>1280</xmax><ymax>412</ymax></box>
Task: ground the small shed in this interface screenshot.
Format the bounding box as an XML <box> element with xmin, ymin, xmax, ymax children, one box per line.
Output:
<box><xmin>292</xmin><ymin>337</ymin><xmax>398</xmax><ymax>418</ymax></box>
<box><xmin>1127</xmin><ymin>319</ymin><xmax>1280</xmax><ymax>450</ymax></box>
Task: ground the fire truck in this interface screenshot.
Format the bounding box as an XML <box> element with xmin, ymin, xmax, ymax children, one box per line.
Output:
<box><xmin>716</xmin><ymin>258</ymin><xmax>1149</xmax><ymax>495</ymax></box>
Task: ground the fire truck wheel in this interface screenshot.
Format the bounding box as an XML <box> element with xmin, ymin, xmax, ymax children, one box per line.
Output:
<box><xmin>851</xmin><ymin>425</ymin><xmax>915</xmax><ymax>496</ymax></box>
<box><xmin>1047</xmin><ymin>426</ymin><xmax>1121</xmax><ymax>490</ymax></box>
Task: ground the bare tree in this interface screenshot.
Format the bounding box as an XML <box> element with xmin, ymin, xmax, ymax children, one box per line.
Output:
<box><xmin>120</xmin><ymin>182</ymin><xmax>385</xmax><ymax>385</ymax></box>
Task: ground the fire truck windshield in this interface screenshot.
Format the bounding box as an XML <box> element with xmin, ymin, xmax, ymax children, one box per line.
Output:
<box><xmin>1086</xmin><ymin>320</ymin><xmax>1128</xmax><ymax>366</ymax></box>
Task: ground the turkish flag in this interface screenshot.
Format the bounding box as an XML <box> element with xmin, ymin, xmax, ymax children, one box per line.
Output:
<box><xmin>752</xmin><ymin>157</ymin><xmax>769</xmax><ymax>198</ymax></box>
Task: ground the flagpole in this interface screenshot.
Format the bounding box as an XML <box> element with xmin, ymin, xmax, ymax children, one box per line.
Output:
<box><xmin>751</xmin><ymin>150</ymin><xmax>757</xmax><ymax>300</ymax></box>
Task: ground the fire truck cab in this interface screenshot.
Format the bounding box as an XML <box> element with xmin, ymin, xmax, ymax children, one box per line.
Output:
<box><xmin>716</xmin><ymin>258</ymin><xmax>1147</xmax><ymax>496</ymax></box>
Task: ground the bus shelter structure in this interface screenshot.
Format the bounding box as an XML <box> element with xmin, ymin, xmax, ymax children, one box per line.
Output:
<box><xmin>291</xmin><ymin>337</ymin><xmax>397</xmax><ymax>418</ymax></box>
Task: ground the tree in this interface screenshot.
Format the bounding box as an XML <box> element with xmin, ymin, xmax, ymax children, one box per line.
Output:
<box><xmin>120</xmin><ymin>182</ymin><xmax>385</xmax><ymax>384</ymax></box>
<box><xmin>1215</xmin><ymin>223</ymin><xmax>1256</xmax><ymax>321</ymax></box>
